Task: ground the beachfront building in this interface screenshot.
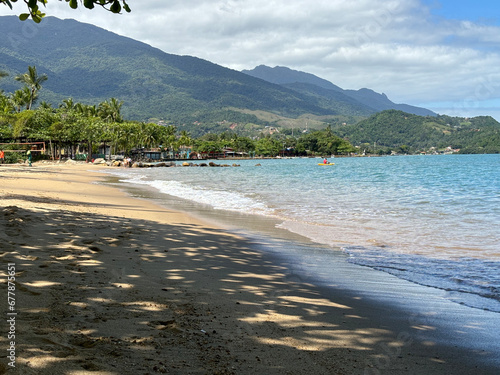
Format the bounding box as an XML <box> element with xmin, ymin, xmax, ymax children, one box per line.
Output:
<box><xmin>194</xmin><ymin>147</ymin><xmax>249</xmax><ymax>159</ymax></box>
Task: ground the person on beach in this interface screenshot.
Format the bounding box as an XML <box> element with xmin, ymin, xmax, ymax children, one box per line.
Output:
<box><xmin>0</xmin><ymin>149</ymin><xmax>4</xmax><ymax>164</ymax></box>
<box><xmin>27</xmin><ymin>150</ymin><xmax>32</xmax><ymax>166</ymax></box>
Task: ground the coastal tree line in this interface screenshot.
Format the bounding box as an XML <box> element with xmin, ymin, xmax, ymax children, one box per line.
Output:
<box><xmin>0</xmin><ymin>66</ymin><xmax>356</xmax><ymax>162</ymax></box>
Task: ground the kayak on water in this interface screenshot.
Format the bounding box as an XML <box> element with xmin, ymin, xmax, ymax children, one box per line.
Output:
<box><xmin>318</xmin><ymin>163</ymin><xmax>335</xmax><ymax>166</ymax></box>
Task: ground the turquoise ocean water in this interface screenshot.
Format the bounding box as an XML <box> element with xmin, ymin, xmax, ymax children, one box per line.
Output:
<box><xmin>106</xmin><ymin>154</ymin><xmax>500</xmax><ymax>313</ymax></box>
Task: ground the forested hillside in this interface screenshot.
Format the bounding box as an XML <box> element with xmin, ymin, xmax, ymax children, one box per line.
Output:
<box><xmin>1</xmin><ymin>16</ymin><xmax>497</xmax><ymax>154</ymax></box>
<box><xmin>0</xmin><ymin>16</ymin><xmax>438</xmax><ymax>125</ymax></box>
<box><xmin>242</xmin><ymin>65</ymin><xmax>436</xmax><ymax>116</ymax></box>
<box><xmin>0</xmin><ymin>16</ymin><xmax>376</xmax><ymax>124</ymax></box>
<box><xmin>333</xmin><ymin>110</ymin><xmax>500</xmax><ymax>154</ymax></box>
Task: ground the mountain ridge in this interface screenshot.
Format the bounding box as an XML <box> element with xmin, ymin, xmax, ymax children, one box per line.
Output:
<box><xmin>0</xmin><ymin>16</ymin><xmax>433</xmax><ymax>122</ymax></box>
<box><xmin>0</xmin><ymin>17</ymin><xmax>328</xmax><ymax>120</ymax></box>
<box><xmin>242</xmin><ymin>65</ymin><xmax>436</xmax><ymax>117</ymax></box>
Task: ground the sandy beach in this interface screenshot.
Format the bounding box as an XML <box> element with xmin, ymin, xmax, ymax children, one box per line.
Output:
<box><xmin>1</xmin><ymin>162</ymin><xmax>499</xmax><ymax>375</ymax></box>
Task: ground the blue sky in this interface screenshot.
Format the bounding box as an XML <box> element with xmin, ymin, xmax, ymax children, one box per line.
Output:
<box><xmin>2</xmin><ymin>0</ymin><xmax>500</xmax><ymax>120</ymax></box>
<box><xmin>425</xmin><ymin>0</ymin><xmax>500</xmax><ymax>25</ymax></box>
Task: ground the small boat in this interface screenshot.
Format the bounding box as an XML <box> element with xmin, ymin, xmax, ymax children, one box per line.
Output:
<box><xmin>318</xmin><ymin>163</ymin><xmax>335</xmax><ymax>166</ymax></box>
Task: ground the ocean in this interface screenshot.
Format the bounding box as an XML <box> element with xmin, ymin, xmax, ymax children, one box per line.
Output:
<box><xmin>105</xmin><ymin>154</ymin><xmax>500</xmax><ymax>314</ymax></box>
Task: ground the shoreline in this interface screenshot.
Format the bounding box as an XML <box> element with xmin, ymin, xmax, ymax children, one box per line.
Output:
<box><xmin>98</xmin><ymin>170</ymin><xmax>318</xmax><ymax>246</ymax></box>
<box><xmin>1</xmin><ymin>162</ymin><xmax>499</xmax><ymax>374</ymax></box>
<box><xmin>108</xmin><ymin>163</ymin><xmax>500</xmax><ymax>370</ymax></box>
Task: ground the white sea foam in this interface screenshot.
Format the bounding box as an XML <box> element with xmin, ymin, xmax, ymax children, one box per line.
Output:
<box><xmin>120</xmin><ymin>176</ymin><xmax>274</xmax><ymax>216</ymax></box>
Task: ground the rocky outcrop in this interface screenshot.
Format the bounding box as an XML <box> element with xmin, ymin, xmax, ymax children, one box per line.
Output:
<box><xmin>111</xmin><ymin>161</ymin><xmax>241</xmax><ymax>168</ymax></box>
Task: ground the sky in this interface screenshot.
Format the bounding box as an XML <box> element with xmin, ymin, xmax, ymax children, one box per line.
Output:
<box><xmin>2</xmin><ymin>0</ymin><xmax>500</xmax><ymax>120</ymax></box>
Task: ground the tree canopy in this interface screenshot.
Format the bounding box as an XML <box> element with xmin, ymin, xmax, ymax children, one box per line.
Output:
<box><xmin>1</xmin><ymin>0</ymin><xmax>131</xmax><ymax>23</ymax></box>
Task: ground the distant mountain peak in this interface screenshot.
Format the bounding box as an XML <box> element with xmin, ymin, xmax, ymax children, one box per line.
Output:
<box><xmin>242</xmin><ymin>65</ymin><xmax>435</xmax><ymax>117</ymax></box>
<box><xmin>242</xmin><ymin>65</ymin><xmax>344</xmax><ymax>92</ymax></box>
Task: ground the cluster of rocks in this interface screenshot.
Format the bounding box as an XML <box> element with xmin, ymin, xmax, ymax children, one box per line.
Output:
<box><xmin>91</xmin><ymin>158</ymin><xmax>241</xmax><ymax>168</ymax></box>
<box><xmin>180</xmin><ymin>161</ymin><xmax>241</xmax><ymax>168</ymax></box>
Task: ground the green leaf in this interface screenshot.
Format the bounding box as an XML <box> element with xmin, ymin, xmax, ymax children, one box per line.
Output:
<box><xmin>28</xmin><ymin>0</ymin><xmax>37</xmax><ymax>8</ymax></box>
<box><xmin>110</xmin><ymin>0</ymin><xmax>121</xmax><ymax>13</ymax></box>
<box><xmin>69</xmin><ymin>0</ymin><xmax>78</xmax><ymax>9</ymax></box>
<box><xmin>19</xmin><ymin>13</ymin><xmax>30</xmax><ymax>21</ymax></box>
<box><xmin>83</xmin><ymin>0</ymin><xmax>94</xmax><ymax>9</ymax></box>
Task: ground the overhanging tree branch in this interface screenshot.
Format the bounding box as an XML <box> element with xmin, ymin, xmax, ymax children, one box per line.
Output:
<box><xmin>0</xmin><ymin>0</ymin><xmax>131</xmax><ymax>23</ymax></box>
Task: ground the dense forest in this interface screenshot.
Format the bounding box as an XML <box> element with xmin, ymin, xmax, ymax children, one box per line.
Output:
<box><xmin>333</xmin><ymin>110</ymin><xmax>500</xmax><ymax>154</ymax></box>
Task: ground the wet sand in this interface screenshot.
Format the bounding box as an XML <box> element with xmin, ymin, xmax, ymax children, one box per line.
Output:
<box><xmin>0</xmin><ymin>162</ymin><xmax>499</xmax><ymax>374</ymax></box>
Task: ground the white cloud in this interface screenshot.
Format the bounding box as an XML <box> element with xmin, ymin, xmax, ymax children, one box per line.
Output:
<box><xmin>2</xmin><ymin>0</ymin><xmax>500</xmax><ymax>118</ymax></box>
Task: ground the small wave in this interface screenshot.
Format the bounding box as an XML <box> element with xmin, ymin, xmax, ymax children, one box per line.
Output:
<box><xmin>343</xmin><ymin>246</ymin><xmax>500</xmax><ymax>313</ymax></box>
<box><xmin>122</xmin><ymin>177</ymin><xmax>274</xmax><ymax>216</ymax></box>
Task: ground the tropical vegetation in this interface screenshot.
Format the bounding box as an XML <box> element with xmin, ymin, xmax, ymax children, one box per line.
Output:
<box><xmin>1</xmin><ymin>66</ymin><xmax>498</xmax><ymax>163</ymax></box>
<box><xmin>2</xmin><ymin>15</ymin><xmax>498</xmax><ymax>157</ymax></box>
<box><xmin>333</xmin><ymin>110</ymin><xmax>500</xmax><ymax>154</ymax></box>
<box><xmin>0</xmin><ymin>65</ymin><xmax>357</xmax><ymax>163</ymax></box>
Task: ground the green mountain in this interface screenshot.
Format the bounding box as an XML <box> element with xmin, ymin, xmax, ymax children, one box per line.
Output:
<box><xmin>3</xmin><ymin>16</ymin><xmax>496</xmax><ymax>153</ymax></box>
<box><xmin>242</xmin><ymin>65</ymin><xmax>436</xmax><ymax>116</ymax></box>
<box><xmin>0</xmin><ymin>16</ymin><xmax>343</xmax><ymax>122</ymax></box>
<box><xmin>332</xmin><ymin>110</ymin><xmax>500</xmax><ymax>154</ymax></box>
<box><xmin>0</xmin><ymin>16</ymin><xmax>432</xmax><ymax>125</ymax></box>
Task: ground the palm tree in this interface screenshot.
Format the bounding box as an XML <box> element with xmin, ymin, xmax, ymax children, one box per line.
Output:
<box><xmin>10</xmin><ymin>88</ymin><xmax>30</xmax><ymax>113</ymax></box>
<box><xmin>0</xmin><ymin>92</ymin><xmax>9</xmax><ymax>114</ymax></box>
<box><xmin>39</xmin><ymin>101</ymin><xmax>53</xmax><ymax>109</ymax></box>
<box><xmin>138</xmin><ymin>122</ymin><xmax>160</xmax><ymax>149</ymax></box>
<box><xmin>75</xmin><ymin>102</ymin><xmax>98</xmax><ymax>117</ymax></box>
<box><xmin>14</xmin><ymin>66</ymin><xmax>48</xmax><ymax>110</ymax></box>
<box><xmin>116</xmin><ymin>122</ymin><xmax>138</xmax><ymax>155</ymax></box>
<box><xmin>60</xmin><ymin>98</ymin><xmax>75</xmax><ymax>110</ymax></box>
<box><xmin>98</xmin><ymin>98</ymin><xmax>123</xmax><ymax>123</ymax></box>
<box><xmin>159</xmin><ymin>125</ymin><xmax>177</xmax><ymax>150</ymax></box>
<box><xmin>177</xmin><ymin>130</ymin><xmax>192</xmax><ymax>146</ymax></box>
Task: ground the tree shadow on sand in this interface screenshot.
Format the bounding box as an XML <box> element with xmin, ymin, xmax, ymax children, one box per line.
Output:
<box><xmin>1</xmin><ymin>205</ymin><xmax>498</xmax><ymax>375</ymax></box>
